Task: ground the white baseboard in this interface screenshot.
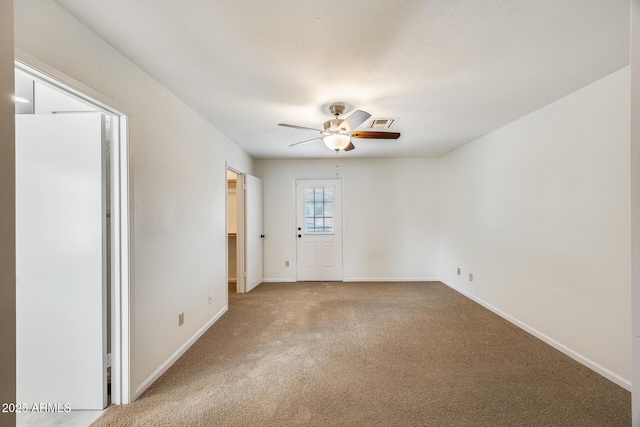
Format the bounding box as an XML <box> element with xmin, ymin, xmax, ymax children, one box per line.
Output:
<box><xmin>133</xmin><ymin>305</ymin><xmax>228</xmax><ymax>401</ymax></box>
<box><xmin>439</xmin><ymin>279</ymin><xmax>631</xmax><ymax>391</ymax></box>
<box><xmin>263</xmin><ymin>277</ymin><xmax>439</xmax><ymax>283</ymax></box>
<box><xmin>344</xmin><ymin>277</ymin><xmax>440</xmax><ymax>282</ymax></box>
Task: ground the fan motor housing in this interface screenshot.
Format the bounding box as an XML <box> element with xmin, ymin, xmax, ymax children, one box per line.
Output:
<box><xmin>328</xmin><ymin>104</ymin><xmax>345</xmax><ymax>116</ymax></box>
<box><xmin>323</xmin><ymin>118</ymin><xmax>345</xmax><ymax>132</ymax></box>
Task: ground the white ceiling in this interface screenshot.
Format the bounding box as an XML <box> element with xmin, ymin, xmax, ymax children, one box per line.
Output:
<box><xmin>54</xmin><ymin>0</ymin><xmax>630</xmax><ymax>159</ymax></box>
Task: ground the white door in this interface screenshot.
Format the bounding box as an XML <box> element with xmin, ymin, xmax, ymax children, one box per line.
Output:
<box><xmin>16</xmin><ymin>113</ymin><xmax>107</xmax><ymax>410</ymax></box>
<box><xmin>245</xmin><ymin>174</ymin><xmax>263</xmax><ymax>292</ymax></box>
<box><xmin>296</xmin><ymin>179</ymin><xmax>343</xmax><ymax>281</ymax></box>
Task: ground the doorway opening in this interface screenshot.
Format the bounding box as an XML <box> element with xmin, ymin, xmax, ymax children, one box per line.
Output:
<box><xmin>14</xmin><ymin>59</ymin><xmax>130</xmax><ymax>412</ymax></box>
<box><xmin>226</xmin><ymin>166</ymin><xmax>263</xmax><ymax>294</ymax></box>
<box><xmin>227</xmin><ymin>169</ymin><xmax>239</xmax><ymax>293</ymax></box>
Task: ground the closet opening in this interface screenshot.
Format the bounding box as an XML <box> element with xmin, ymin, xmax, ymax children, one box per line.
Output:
<box><xmin>227</xmin><ymin>168</ymin><xmax>239</xmax><ymax>293</ymax></box>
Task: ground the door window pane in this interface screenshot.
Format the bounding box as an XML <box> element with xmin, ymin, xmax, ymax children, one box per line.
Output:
<box><xmin>304</xmin><ymin>186</ymin><xmax>334</xmax><ymax>233</ymax></box>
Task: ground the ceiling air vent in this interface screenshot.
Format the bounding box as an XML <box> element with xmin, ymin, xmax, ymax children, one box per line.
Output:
<box><xmin>365</xmin><ymin>118</ymin><xmax>398</xmax><ymax>129</ymax></box>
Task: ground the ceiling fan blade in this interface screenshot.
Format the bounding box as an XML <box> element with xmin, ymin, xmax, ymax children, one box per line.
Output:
<box><xmin>343</xmin><ymin>141</ymin><xmax>356</xmax><ymax>151</ymax></box>
<box><xmin>279</xmin><ymin>123</ymin><xmax>325</xmax><ymax>133</ymax></box>
<box><xmin>350</xmin><ymin>131</ymin><xmax>401</xmax><ymax>139</ymax></box>
<box><xmin>289</xmin><ymin>137</ymin><xmax>323</xmax><ymax>147</ymax></box>
<box><xmin>338</xmin><ymin>110</ymin><xmax>371</xmax><ymax>132</ymax></box>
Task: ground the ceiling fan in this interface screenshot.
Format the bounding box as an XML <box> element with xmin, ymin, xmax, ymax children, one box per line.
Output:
<box><xmin>279</xmin><ymin>103</ymin><xmax>400</xmax><ymax>152</ymax></box>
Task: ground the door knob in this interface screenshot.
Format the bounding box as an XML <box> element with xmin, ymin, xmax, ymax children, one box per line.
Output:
<box><xmin>297</xmin><ymin>227</ymin><xmax>301</xmax><ymax>231</ymax></box>
<box><xmin>298</xmin><ymin>234</ymin><xmax>301</xmax><ymax>238</ymax></box>
<box><xmin>260</xmin><ymin>234</ymin><xmax>265</xmax><ymax>238</ymax></box>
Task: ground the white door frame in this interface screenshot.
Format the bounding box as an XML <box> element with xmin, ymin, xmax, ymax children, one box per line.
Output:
<box><xmin>15</xmin><ymin>53</ymin><xmax>132</xmax><ymax>404</ymax></box>
<box><xmin>236</xmin><ymin>172</ymin><xmax>247</xmax><ymax>293</ymax></box>
<box><xmin>294</xmin><ymin>177</ymin><xmax>345</xmax><ymax>282</ymax></box>
<box><xmin>227</xmin><ymin>171</ymin><xmax>263</xmax><ymax>293</ymax></box>
<box><xmin>226</xmin><ymin>164</ymin><xmax>245</xmax><ymax>294</ymax></box>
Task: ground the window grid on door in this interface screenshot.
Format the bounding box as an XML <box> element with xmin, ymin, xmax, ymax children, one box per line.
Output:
<box><xmin>304</xmin><ymin>186</ymin><xmax>334</xmax><ymax>233</ymax></box>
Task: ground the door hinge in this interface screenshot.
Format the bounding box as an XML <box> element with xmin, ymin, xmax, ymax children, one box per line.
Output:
<box><xmin>105</xmin><ymin>140</ymin><xmax>111</xmax><ymax>154</ymax></box>
<box><xmin>244</xmin><ymin>271</ymin><xmax>247</xmax><ymax>278</ymax></box>
<box><xmin>106</xmin><ymin>353</ymin><xmax>112</xmax><ymax>368</ymax></box>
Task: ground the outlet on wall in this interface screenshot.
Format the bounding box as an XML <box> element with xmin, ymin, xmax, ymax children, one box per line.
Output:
<box><xmin>285</xmin><ymin>260</ymin><xmax>290</xmax><ymax>267</ymax></box>
<box><xmin>456</xmin><ymin>267</ymin><xmax>461</xmax><ymax>275</ymax></box>
<box><xmin>178</xmin><ymin>312</ymin><xmax>184</xmax><ymax>326</ymax></box>
<box><xmin>469</xmin><ymin>273</ymin><xmax>473</xmax><ymax>282</ymax></box>
<box><xmin>208</xmin><ymin>294</ymin><xmax>213</xmax><ymax>304</ymax></box>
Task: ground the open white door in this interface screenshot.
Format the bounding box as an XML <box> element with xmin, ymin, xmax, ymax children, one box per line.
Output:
<box><xmin>245</xmin><ymin>174</ymin><xmax>263</xmax><ymax>292</ymax></box>
<box><xmin>16</xmin><ymin>113</ymin><xmax>107</xmax><ymax>410</ymax></box>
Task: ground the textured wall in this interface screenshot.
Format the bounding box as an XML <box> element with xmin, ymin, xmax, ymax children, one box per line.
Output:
<box><xmin>14</xmin><ymin>0</ymin><xmax>254</xmax><ymax>400</ymax></box>
<box><xmin>439</xmin><ymin>67</ymin><xmax>631</xmax><ymax>387</ymax></box>
<box><xmin>256</xmin><ymin>158</ymin><xmax>440</xmax><ymax>282</ymax></box>
<box><xmin>631</xmin><ymin>0</ymin><xmax>640</xmax><ymax>423</ymax></box>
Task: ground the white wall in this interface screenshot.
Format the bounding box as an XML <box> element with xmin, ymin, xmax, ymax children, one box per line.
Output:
<box><xmin>0</xmin><ymin>0</ymin><xmax>16</xmax><ymax>425</ymax></box>
<box><xmin>631</xmin><ymin>0</ymin><xmax>640</xmax><ymax>422</ymax></box>
<box><xmin>439</xmin><ymin>67</ymin><xmax>631</xmax><ymax>387</ymax></box>
<box><xmin>255</xmin><ymin>158</ymin><xmax>440</xmax><ymax>282</ymax></box>
<box><xmin>14</xmin><ymin>0</ymin><xmax>254</xmax><ymax>400</ymax></box>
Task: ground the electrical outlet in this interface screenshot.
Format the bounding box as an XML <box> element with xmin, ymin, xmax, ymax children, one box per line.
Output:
<box><xmin>208</xmin><ymin>294</ymin><xmax>213</xmax><ymax>304</ymax></box>
<box><xmin>285</xmin><ymin>260</ymin><xmax>290</xmax><ymax>267</ymax></box>
<box><xmin>457</xmin><ymin>267</ymin><xmax>461</xmax><ymax>275</ymax></box>
<box><xmin>178</xmin><ymin>312</ymin><xmax>184</xmax><ymax>326</ymax></box>
<box><xmin>469</xmin><ymin>273</ymin><xmax>473</xmax><ymax>282</ymax></box>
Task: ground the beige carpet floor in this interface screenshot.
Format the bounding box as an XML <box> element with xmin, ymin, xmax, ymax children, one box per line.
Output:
<box><xmin>92</xmin><ymin>282</ymin><xmax>630</xmax><ymax>426</ymax></box>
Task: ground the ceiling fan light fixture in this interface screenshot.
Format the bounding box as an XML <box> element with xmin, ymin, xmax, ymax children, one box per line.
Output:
<box><xmin>323</xmin><ymin>134</ymin><xmax>351</xmax><ymax>151</ymax></box>
<box><xmin>281</xmin><ymin>104</ymin><xmax>400</xmax><ymax>152</ymax></box>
